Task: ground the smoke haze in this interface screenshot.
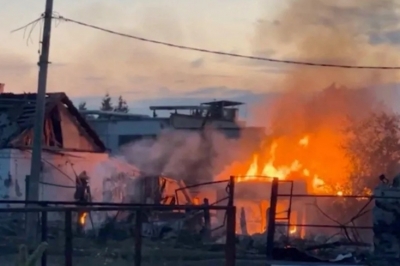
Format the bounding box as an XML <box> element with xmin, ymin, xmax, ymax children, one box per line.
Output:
<box><xmin>110</xmin><ymin>0</ymin><xmax>400</xmax><ymax>189</ymax></box>
<box><xmin>228</xmin><ymin>0</ymin><xmax>400</xmax><ymax>192</ymax></box>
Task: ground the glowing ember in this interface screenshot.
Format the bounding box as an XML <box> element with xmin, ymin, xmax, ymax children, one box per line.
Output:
<box><xmin>192</xmin><ymin>197</ymin><xmax>200</xmax><ymax>205</ymax></box>
<box><xmin>289</xmin><ymin>226</ymin><xmax>297</xmax><ymax>234</ymax></box>
<box><xmin>79</xmin><ymin>212</ymin><xmax>87</xmax><ymax>225</ymax></box>
<box><xmin>312</xmin><ymin>175</ymin><xmax>325</xmax><ymax>189</ymax></box>
<box><xmin>298</xmin><ymin>135</ymin><xmax>309</xmax><ymax>147</ymax></box>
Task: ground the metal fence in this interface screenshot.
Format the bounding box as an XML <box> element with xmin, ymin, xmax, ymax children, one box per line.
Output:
<box><xmin>265</xmin><ymin>178</ymin><xmax>380</xmax><ymax>260</ymax></box>
<box><xmin>0</xmin><ymin>201</ymin><xmax>236</xmax><ymax>266</ymax></box>
<box><xmin>4</xmin><ymin>176</ymin><xmax>392</xmax><ymax>265</ymax></box>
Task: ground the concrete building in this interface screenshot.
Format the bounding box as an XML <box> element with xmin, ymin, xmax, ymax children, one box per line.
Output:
<box><xmin>83</xmin><ymin>100</ymin><xmax>265</xmax><ymax>153</ymax></box>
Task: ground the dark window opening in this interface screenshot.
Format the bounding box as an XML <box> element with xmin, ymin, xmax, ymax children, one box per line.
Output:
<box><xmin>49</xmin><ymin>108</ymin><xmax>63</xmax><ymax>147</ymax></box>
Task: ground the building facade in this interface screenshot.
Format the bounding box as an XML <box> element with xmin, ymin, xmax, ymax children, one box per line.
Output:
<box><xmin>84</xmin><ymin>100</ymin><xmax>266</xmax><ymax>153</ymax></box>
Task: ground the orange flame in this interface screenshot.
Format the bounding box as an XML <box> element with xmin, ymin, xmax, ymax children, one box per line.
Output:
<box><xmin>289</xmin><ymin>226</ymin><xmax>297</xmax><ymax>234</ymax></box>
<box><xmin>79</xmin><ymin>212</ymin><xmax>87</xmax><ymax>225</ymax></box>
<box><xmin>236</xmin><ymin>135</ymin><xmax>349</xmax><ymax>195</ymax></box>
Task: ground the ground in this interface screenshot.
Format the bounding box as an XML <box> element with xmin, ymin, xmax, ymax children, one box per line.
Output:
<box><xmin>0</xmin><ymin>235</ymin><xmax>366</xmax><ymax>266</ymax></box>
<box><xmin>1</xmin><ymin>236</ymin><xmax>263</xmax><ymax>266</ymax></box>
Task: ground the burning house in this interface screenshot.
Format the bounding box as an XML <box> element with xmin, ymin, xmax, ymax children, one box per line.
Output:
<box><xmin>0</xmin><ymin>92</ymin><xmax>147</xmax><ymax>225</ymax></box>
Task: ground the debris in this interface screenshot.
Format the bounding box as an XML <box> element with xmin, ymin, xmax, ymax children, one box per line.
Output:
<box><xmin>373</xmin><ymin>174</ymin><xmax>400</xmax><ymax>265</ymax></box>
<box><xmin>239</xmin><ymin>207</ymin><xmax>248</xmax><ymax>235</ymax></box>
<box><xmin>329</xmin><ymin>252</ymin><xmax>353</xmax><ymax>262</ymax></box>
<box><xmin>305</xmin><ymin>241</ymin><xmax>370</xmax><ymax>251</ymax></box>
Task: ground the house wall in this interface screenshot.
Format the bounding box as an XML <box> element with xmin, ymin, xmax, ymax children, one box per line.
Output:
<box><xmin>170</xmin><ymin>114</ymin><xmax>240</xmax><ymax>129</ymax></box>
<box><xmin>0</xmin><ymin>149</ymin><xmax>12</xmax><ymax>202</ymax></box>
<box><xmin>1</xmin><ymin>149</ymin><xmax>139</xmax><ymax>224</ymax></box>
<box><xmin>5</xmin><ymin>149</ymin><xmax>109</xmax><ymax>203</ymax></box>
<box><xmin>58</xmin><ymin>104</ymin><xmax>98</xmax><ymax>151</ymax></box>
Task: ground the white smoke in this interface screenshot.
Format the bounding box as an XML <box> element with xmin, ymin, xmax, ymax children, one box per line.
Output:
<box><xmin>117</xmin><ymin>128</ymin><xmax>249</xmax><ymax>183</ymax></box>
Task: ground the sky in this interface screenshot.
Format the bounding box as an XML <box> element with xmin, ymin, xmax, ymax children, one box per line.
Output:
<box><xmin>1</xmin><ymin>0</ymin><xmax>400</xmax><ymax>117</ymax></box>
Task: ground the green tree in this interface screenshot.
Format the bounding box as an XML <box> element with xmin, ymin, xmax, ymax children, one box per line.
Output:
<box><xmin>100</xmin><ymin>93</ymin><xmax>113</xmax><ymax>112</ymax></box>
<box><xmin>114</xmin><ymin>95</ymin><xmax>129</xmax><ymax>113</ymax></box>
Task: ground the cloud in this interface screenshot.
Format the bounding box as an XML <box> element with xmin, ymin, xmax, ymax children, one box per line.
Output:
<box><xmin>0</xmin><ymin>2</ymin><xmax>287</xmax><ymax>99</ymax></box>
<box><xmin>369</xmin><ymin>29</ymin><xmax>400</xmax><ymax>45</ymax></box>
<box><xmin>250</xmin><ymin>0</ymin><xmax>400</xmax><ymax>92</ymax></box>
<box><xmin>5</xmin><ymin>0</ymin><xmax>400</xmax><ymax>105</ymax></box>
<box><xmin>70</xmin><ymin>85</ymin><xmax>275</xmax><ymax>122</ymax></box>
<box><xmin>190</xmin><ymin>58</ymin><xmax>204</xmax><ymax>68</ymax></box>
<box><xmin>0</xmin><ymin>52</ymin><xmax>36</xmax><ymax>91</ymax></box>
<box><xmin>182</xmin><ymin>86</ymin><xmax>256</xmax><ymax>98</ymax></box>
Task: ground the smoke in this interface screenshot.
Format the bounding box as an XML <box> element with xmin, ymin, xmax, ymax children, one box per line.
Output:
<box><xmin>117</xmin><ymin>128</ymin><xmax>257</xmax><ymax>184</ymax></box>
<box><xmin>244</xmin><ymin>0</ymin><xmax>400</xmax><ymax>192</ymax></box>
<box><xmin>224</xmin><ymin>1</ymin><xmax>400</xmax><ymax>233</ymax></box>
<box><xmin>253</xmin><ymin>0</ymin><xmax>400</xmax><ymax>91</ymax></box>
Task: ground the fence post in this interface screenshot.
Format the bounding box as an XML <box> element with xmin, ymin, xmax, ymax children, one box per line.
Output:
<box><xmin>134</xmin><ymin>209</ymin><xmax>143</xmax><ymax>266</ymax></box>
<box><xmin>266</xmin><ymin>178</ymin><xmax>279</xmax><ymax>259</ymax></box>
<box><xmin>225</xmin><ymin>205</ymin><xmax>236</xmax><ymax>266</ymax></box>
<box><xmin>239</xmin><ymin>207</ymin><xmax>248</xmax><ymax>235</ymax></box>
<box><xmin>225</xmin><ymin>176</ymin><xmax>236</xmax><ymax>266</ymax></box>
<box><xmin>203</xmin><ymin>198</ymin><xmax>211</xmax><ymax>241</ymax></box>
<box><xmin>41</xmin><ymin>208</ymin><xmax>48</xmax><ymax>266</ymax></box>
<box><xmin>65</xmin><ymin>210</ymin><xmax>72</xmax><ymax>266</ymax></box>
<box><xmin>228</xmin><ymin>176</ymin><xmax>235</xmax><ymax>206</ymax></box>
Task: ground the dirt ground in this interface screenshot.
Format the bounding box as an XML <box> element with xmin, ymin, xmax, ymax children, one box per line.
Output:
<box><xmin>1</xmin><ymin>238</ymin><xmax>267</xmax><ymax>266</ymax></box>
<box><xmin>1</xmin><ymin>255</ymin><xmax>267</xmax><ymax>266</ymax></box>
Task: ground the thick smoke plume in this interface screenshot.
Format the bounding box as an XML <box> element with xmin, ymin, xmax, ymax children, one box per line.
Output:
<box><xmin>246</xmin><ymin>0</ymin><xmax>400</xmax><ymax>193</ymax></box>
<box><xmin>228</xmin><ymin>0</ymin><xmax>400</xmax><ymax>234</ymax></box>
<box><xmin>118</xmin><ymin>129</ymin><xmax>256</xmax><ymax>184</ymax></box>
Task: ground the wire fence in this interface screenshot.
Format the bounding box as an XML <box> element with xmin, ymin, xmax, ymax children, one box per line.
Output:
<box><xmin>1</xmin><ymin>178</ymin><xmax>397</xmax><ymax>265</ymax></box>
<box><xmin>264</xmin><ymin>178</ymin><xmax>386</xmax><ymax>261</ymax></box>
<box><xmin>0</xmin><ymin>201</ymin><xmax>236</xmax><ymax>266</ymax></box>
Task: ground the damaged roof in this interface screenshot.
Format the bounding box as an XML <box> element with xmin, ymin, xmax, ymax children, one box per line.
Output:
<box><xmin>0</xmin><ymin>92</ymin><xmax>106</xmax><ymax>150</ymax></box>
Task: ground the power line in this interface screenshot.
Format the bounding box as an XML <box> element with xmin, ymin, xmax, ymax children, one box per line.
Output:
<box><xmin>53</xmin><ymin>15</ymin><xmax>400</xmax><ymax>70</ymax></box>
<box><xmin>10</xmin><ymin>17</ymin><xmax>42</xmax><ymax>33</ymax></box>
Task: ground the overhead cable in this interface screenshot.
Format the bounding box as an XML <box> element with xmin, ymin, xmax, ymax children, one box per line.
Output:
<box><xmin>52</xmin><ymin>15</ymin><xmax>400</xmax><ymax>70</ymax></box>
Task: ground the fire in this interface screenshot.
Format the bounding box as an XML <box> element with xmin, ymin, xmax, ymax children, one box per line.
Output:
<box><xmin>312</xmin><ymin>175</ymin><xmax>325</xmax><ymax>189</ymax></box>
<box><xmin>289</xmin><ymin>226</ymin><xmax>297</xmax><ymax>234</ymax></box>
<box><xmin>237</xmin><ymin>135</ymin><xmax>348</xmax><ymax>195</ymax></box>
<box><xmin>238</xmin><ymin>141</ymin><xmax>303</xmax><ymax>182</ymax></box>
<box><xmin>79</xmin><ymin>212</ymin><xmax>87</xmax><ymax>225</ymax></box>
<box><xmin>298</xmin><ymin>135</ymin><xmax>309</xmax><ymax>147</ymax></box>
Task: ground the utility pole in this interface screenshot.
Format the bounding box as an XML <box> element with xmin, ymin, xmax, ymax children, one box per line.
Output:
<box><xmin>26</xmin><ymin>0</ymin><xmax>54</xmax><ymax>244</ymax></box>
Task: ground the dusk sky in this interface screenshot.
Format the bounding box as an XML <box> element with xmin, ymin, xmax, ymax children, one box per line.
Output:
<box><xmin>1</xmin><ymin>0</ymin><xmax>400</xmax><ymax>115</ymax></box>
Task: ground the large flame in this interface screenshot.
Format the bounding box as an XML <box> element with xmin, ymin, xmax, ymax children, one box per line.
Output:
<box><xmin>237</xmin><ymin>135</ymin><xmax>346</xmax><ymax>195</ymax></box>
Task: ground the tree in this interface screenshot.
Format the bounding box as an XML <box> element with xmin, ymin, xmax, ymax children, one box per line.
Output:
<box><xmin>114</xmin><ymin>95</ymin><xmax>129</xmax><ymax>113</ymax></box>
<box><xmin>313</xmin><ymin>111</ymin><xmax>400</xmax><ymax>241</ymax></box>
<box><xmin>77</xmin><ymin>101</ymin><xmax>95</xmax><ymax>119</ymax></box>
<box><xmin>343</xmin><ymin>111</ymin><xmax>400</xmax><ymax>192</ymax></box>
<box><xmin>78</xmin><ymin>102</ymin><xmax>87</xmax><ymax>111</ymax></box>
<box><xmin>100</xmin><ymin>93</ymin><xmax>113</xmax><ymax>112</ymax></box>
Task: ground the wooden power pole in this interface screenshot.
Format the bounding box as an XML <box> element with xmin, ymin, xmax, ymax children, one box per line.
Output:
<box><xmin>26</xmin><ymin>0</ymin><xmax>54</xmax><ymax>243</ymax></box>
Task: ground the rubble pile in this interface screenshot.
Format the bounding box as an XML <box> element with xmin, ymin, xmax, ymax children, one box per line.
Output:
<box><xmin>373</xmin><ymin>175</ymin><xmax>400</xmax><ymax>266</ymax></box>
